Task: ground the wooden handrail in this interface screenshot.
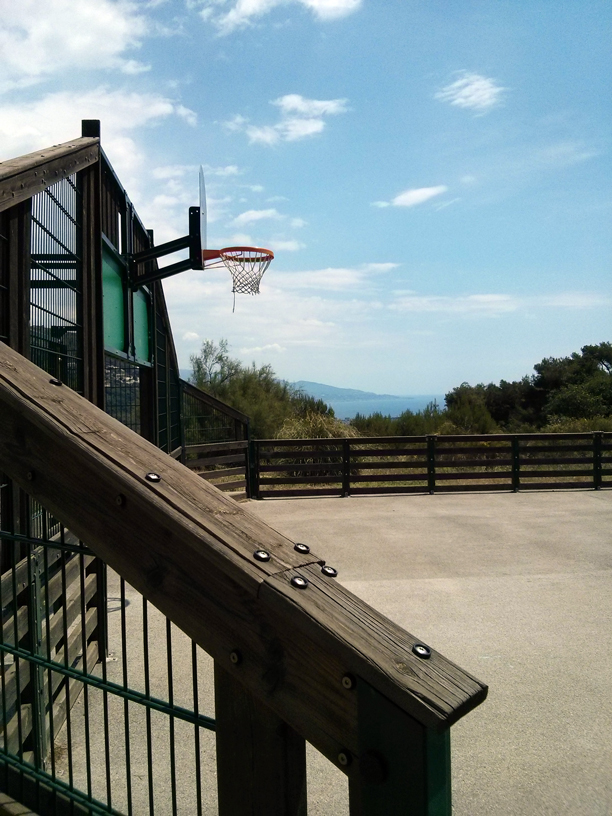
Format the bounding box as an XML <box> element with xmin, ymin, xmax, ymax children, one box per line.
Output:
<box><xmin>0</xmin><ymin>137</ymin><xmax>100</xmax><ymax>212</ymax></box>
<box><xmin>181</xmin><ymin>379</ymin><xmax>251</xmax><ymax>425</ymax></box>
<box><xmin>0</xmin><ymin>343</ymin><xmax>486</xmax><ymax>808</ymax></box>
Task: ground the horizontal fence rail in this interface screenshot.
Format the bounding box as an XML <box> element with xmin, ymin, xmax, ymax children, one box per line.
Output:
<box><xmin>251</xmin><ymin>433</ymin><xmax>612</xmax><ymax>498</ymax></box>
<box><xmin>0</xmin><ymin>342</ymin><xmax>487</xmax><ymax>815</ymax></box>
<box><xmin>183</xmin><ymin>440</ymin><xmax>249</xmax><ymax>498</ymax></box>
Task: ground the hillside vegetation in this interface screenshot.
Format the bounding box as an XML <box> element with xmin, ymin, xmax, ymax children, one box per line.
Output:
<box><xmin>351</xmin><ymin>342</ymin><xmax>612</xmax><ymax>436</ymax></box>
<box><xmin>191</xmin><ymin>340</ymin><xmax>612</xmax><ymax>438</ymax></box>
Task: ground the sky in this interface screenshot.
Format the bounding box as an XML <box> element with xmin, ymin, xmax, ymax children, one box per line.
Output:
<box><xmin>0</xmin><ymin>0</ymin><xmax>610</xmax><ymax>395</ymax></box>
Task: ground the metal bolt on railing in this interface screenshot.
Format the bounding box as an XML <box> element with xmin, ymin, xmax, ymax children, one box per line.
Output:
<box><xmin>291</xmin><ymin>576</ymin><xmax>308</xmax><ymax>589</ymax></box>
<box><xmin>294</xmin><ymin>543</ymin><xmax>310</xmax><ymax>554</ymax></box>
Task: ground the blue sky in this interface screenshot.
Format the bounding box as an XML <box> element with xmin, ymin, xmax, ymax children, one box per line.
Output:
<box><xmin>0</xmin><ymin>0</ymin><xmax>610</xmax><ymax>395</ymax></box>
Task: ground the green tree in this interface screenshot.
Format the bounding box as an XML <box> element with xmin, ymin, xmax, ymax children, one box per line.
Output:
<box><xmin>189</xmin><ymin>339</ymin><xmax>333</xmax><ymax>438</ymax></box>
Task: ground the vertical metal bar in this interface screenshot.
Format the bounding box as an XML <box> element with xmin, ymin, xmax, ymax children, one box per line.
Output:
<box><xmin>27</xmin><ymin>548</ymin><xmax>46</xmax><ymax>769</ymax></box>
<box><xmin>60</xmin><ymin>551</ymin><xmax>74</xmax><ymax>790</ymax></box>
<box><xmin>166</xmin><ymin>618</ymin><xmax>177</xmax><ymax>816</ymax></box>
<box><xmin>191</xmin><ymin>642</ymin><xmax>203</xmax><ymax>816</ymax></box>
<box><xmin>142</xmin><ymin>598</ymin><xmax>155</xmax><ymax>815</ymax></box>
<box><xmin>11</xmin><ymin>547</ymin><xmax>24</xmax><ymax>763</ymax></box>
<box><xmin>120</xmin><ymin>578</ymin><xmax>133</xmax><ymax>816</ymax></box>
<box><xmin>512</xmin><ymin>437</ymin><xmax>520</xmax><ymax>492</ymax></box>
<box><xmin>42</xmin><ymin>543</ymin><xmax>58</xmax><ymax>814</ymax></box>
<box><xmin>100</xmin><ymin>598</ymin><xmax>112</xmax><ymax>811</ymax></box>
<box><xmin>427</xmin><ymin>436</ymin><xmax>436</xmax><ymax>495</ymax></box>
<box><xmin>78</xmin><ymin>548</ymin><xmax>93</xmax><ymax>800</ymax></box>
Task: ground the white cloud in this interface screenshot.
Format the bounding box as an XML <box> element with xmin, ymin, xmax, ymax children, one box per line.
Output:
<box><xmin>290</xmin><ymin>218</ymin><xmax>307</xmax><ymax>228</ymax></box>
<box><xmin>0</xmin><ymin>0</ymin><xmax>150</xmax><ymax>91</ymax></box>
<box><xmin>240</xmin><ymin>343</ymin><xmax>287</xmax><ymax>354</ymax></box>
<box><xmin>272</xmin><ymin>94</ymin><xmax>348</xmax><ymax>117</ymax></box>
<box><xmin>183</xmin><ymin>331</ymin><xmax>201</xmax><ymax>341</ymax></box>
<box><xmin>233</xmin><ymin>208</ymin><xmax>282</xmax><ymax>225</ymax></box>
<box><xmin>390</xmin><ymin>291</ymin><xmax>611</xmax><ymax>317</ymax></box>
<box><xmin>227</xmin><ymin>94</ymin><xmax>348</xmax><ymax>145</ymax></box>
<box><xmin>272</xmin><ymin>239</ymin><xmax>305</xmax><ymax>251</ymax></box>
<box><xmin>390</xmin><ymin>294</ymin><xmax>519</xmax><ymax>316</ymax></box>
<box><xmin>374</xmin><ymin>186</ymin><xmax>448</xmax><ymax>209</ymax></box>
<box><xmin>199</xmin><ymin>0</ymin><xmax>361</xmax><ymax>35</ymax></box>
<box><xmin>435</xmin><ymin>71</ymin><xmax>505</xmax><ymax>113</ymax></box>
<box><xmin>275</xmin><ymin>262</ymin><xmax>397</xmax><ymax>291</ymax></box>
<box><xmin>0</xmin><ymin>88</ymin><xmax>197</xmax><ymax>179</ymax></box>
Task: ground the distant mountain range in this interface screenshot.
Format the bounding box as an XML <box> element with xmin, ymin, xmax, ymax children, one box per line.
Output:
<box><xmin>292</xmin><ymin>380</ymin><xmax>407</xmax><ymax>402</ymax></box>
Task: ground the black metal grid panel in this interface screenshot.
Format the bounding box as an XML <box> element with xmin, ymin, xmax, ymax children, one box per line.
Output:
<box><xmin>182</xmin><ymin>390</ymin><xmax>240</xmax><ymax>446</ymax></box>
<box><xmin>29</xmin><ymin>176</ymin><xmax>83</xmax><ymax>394</ymax></box>
<box><xmin>0</xmin><ymin>210</ymin><xmax>8</xmax><ymax>345</ymax></box>
<box><xmin>104</xmin><ymin>355</ymin><xmax>141</xmax><ymax>435</ymax></box>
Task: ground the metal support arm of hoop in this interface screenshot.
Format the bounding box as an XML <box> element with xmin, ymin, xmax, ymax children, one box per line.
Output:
<box><xmin>128</xmin><ymin>206</ymin><xmax>204</xmax><ymax>289</ymax></box>
<box><xmin>127</xmin><ymin>207</ymin><xmax>273</xmax><ymax>297</ymax></box>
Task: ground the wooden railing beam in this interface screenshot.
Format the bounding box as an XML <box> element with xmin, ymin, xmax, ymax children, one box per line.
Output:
<box><xmin>0</xmin><ymin>344</ymin><xmax>487</xmax><ymax>783</ymax></box>
<box><xmin>0</xmin><ymin>138</ymin><xmax>100</xmax><ymax>213</ymax></box>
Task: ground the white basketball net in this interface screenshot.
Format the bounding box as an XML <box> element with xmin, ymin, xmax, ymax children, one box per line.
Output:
<box><xmin>219</xmin><ymin>247</ymin><xmax>273</xmax><ymax>310</ymax></box>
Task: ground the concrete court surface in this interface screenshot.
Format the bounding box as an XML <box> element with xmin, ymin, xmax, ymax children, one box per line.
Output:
<box><xmin>247</xmin><ymin>489</ymin><xmax>612</xmax><ymax>816</ymax></box>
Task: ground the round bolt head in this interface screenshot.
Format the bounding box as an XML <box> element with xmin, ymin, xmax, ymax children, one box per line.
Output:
<box><xmin>290</xmin><ymin>575</ymin><xmax>308</xmax><ymax>589</ymax></box>
<box><xmin>321</xmin><ymin>565</ymin><xmax>338</xmax><ymax>578</ymax></box>
<box><xmin>115</xmin><ymin>494</ymin><xmax>125</xmax><ymax>507</ymax></box>
<box><xmin>253</xmin><ymin>549</ymin><xmax>271</xmax><ymax>562</ymax></box>
<box><xmin>145</xmin><ymin>472</ymin><xmax>161</xmax><ymax>482</ymax></box>
<box><xmin>49</xmin><ymin>378</ymin><xmax>62</xmax><ymax>386</ymax></box>
<box><xmin>294</xmin><ymin>543</ymin><xmax>310</xmax><ymax>554</ymax></box>
<box><xmin>341</xmin><ymin>674</ymin><xmax>355</xmax><ymax>690</ymax></box>
<box><xmin>412</xmin><ymin>643</ymin><xmax>431</xmax><ymax>659</ymax></box>
<box><xmin>337</xmin><ymin>751</ymin><xmax>351</xmax><ymax>767</ymax></box>
<box><xmin>229</xmin><ymin>650</ymin><xmax>242</xmax><ymax>665</ymax></box>
<box><xmin>26</xmin><ymin>471</ymin><xmax>35</xmax><ymax>481</ymax></box>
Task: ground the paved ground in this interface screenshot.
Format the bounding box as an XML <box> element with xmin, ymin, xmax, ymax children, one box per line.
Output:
<box><xmin>248</xmin><ymin>490</ymin><xmax>612</xmax><ymax>816</ymax></box>
<box><xmin>59</xmin><ymin>489</ymin><xmax>612</xmax><ymax>814</ymax></box>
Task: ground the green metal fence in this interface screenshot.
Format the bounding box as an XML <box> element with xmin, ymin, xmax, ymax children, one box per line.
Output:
<box><xmin>0</xmin><ymin>484</ymin><xmax>217</xmax><ymax>815</ymax></box>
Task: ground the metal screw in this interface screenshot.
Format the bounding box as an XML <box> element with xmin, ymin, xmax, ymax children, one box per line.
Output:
<box><xmin>145</xmin><ymin>472</ymin><xmax>161</xmax><ymax>482</ymax></box>
<box><xmin>294</xmin><ymin>543</ymin><xmax>310</xmax><ymax>554</ymax></box>
<box><xmin>338</xmin><ymin>751</ymin><xmax>351</xmax><ymax>767</ymax></box>
<box><xmin>49</xmin><ymin>378</ymin><xmax>62</xmax><ymax>386</ymax></box>
<box><xmin>412</xmin><ymin>643</ymin><xmax>431</xmax><ymax>659</ymax></box>
<box><xmin>116</xmin><ymin>494</ymin><xmax>125</xmax><ymax>507</ymax></box>
<box><xmin>341</xmin><ymin>674</ymin><xmax>355</xmax><ymax>690</ymax></box>
<box><xmin>321</xmin><ymin>565</ymin><xmax>338</xmax><ymax>578</ymax></box>
<box><xmin>253</xmin><ymin>550</ymin><xmax>271</xmax><ymax>562</ymax></box>
<box><xmin>291</xmin><ymin>575</ymin><xmax>308</xmax><ymax>589</ymax></box>
<box><xmin>26</xmin><ymin>471</ymin><xmax>35</xmax><ymax>481</ymax></box>
<box><xmin>230</xmin><ymin>650</ymin><xmax>242</xmax><ymax>665</ymax></box>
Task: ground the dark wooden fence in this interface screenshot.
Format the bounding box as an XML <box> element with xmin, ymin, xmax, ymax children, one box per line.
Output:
<box><xmin>251</xmin><ymin>432</ymin><xmax>612</xmax><ymax>498</ymax></box>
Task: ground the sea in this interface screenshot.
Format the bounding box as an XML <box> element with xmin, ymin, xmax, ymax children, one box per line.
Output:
<box><xmin>327</xmin><ymin>395</ymin><xmax>444</xmax><ymax>421</ymax></box>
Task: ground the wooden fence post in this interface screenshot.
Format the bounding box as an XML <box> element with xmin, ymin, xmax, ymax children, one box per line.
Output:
<box><xmin>342</xmin><ymin>438</ymin><xmax>351</xmax><ymax>497</ymax></box>
<box><xmin>348</xmin><ymin>678</ymin><xmax>451</xmax><ymax>816</ymax></box>
<box><xmin>426</xmin><ymin>436</ymin><xmax>436</xmax><ymax>495</ymax></box>
<box><xmin>214</xmin><ymin>662</ymin><xmax>307</xmax><ymax>816</ymax></box>
<box><xmin>593</xmin><ymin>432</ymin><xmax>602</xmax><ymax>490</ymax></box>
<box><xmin>511</xmin><ymin>436</ymin><xmax>520</xmax><ymax>492</ymax></box>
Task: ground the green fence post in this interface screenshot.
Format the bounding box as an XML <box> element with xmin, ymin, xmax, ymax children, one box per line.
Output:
<box><xmin>511</xmin><ymin>437</ymin><xmax>520</xmax><ymax>492</ymax></box>
<box><xmin>593</xmin><ymin>432</ymin><xmax>602</xmax><ymax>490</ymax></box>
<box><xmin>27</xmin><ymin>550</ymin><xmax>47</xmax><ymax>769</ymax></box>
<box><xmin>427</xmin><ymin>436</ymin><xmax>436</xmax><ymax>495</ymax></box>
<box><xmin>348</xmin><ymin>677</ymin><xmax>451</xmax><ymax>815</ymax></box>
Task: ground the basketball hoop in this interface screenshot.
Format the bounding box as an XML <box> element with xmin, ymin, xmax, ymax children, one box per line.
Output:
<box><xmin>203</xmin><ymin>245</ymin><xmax>274</xmax><ymax>310</ymax></box>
